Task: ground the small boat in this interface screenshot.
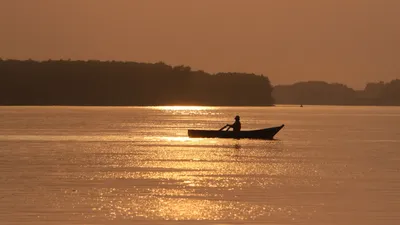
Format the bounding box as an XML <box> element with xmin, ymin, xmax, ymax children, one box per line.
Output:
<box><xmin>188</xmin><ymin>124</ymin><xmax>284</xmax><ymax>140</ymax></box>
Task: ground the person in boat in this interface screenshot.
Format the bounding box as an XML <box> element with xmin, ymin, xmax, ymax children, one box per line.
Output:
<box><xmin>226</xmin><ymin>115</ymin><xmax>241</xmax><ymax>132</ymax></box>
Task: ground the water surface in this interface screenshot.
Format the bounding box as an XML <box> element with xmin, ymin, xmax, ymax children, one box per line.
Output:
<box><xmin>0</xmin><ymin>106</ymin><xmax>399</xmax><ymax>225</ymax></box>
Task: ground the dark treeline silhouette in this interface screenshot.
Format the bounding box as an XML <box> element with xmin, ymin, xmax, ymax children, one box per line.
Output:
<box><xmin>357</xmin><ymin>80</ymin><xmax>400</xmax><ymax>105</ymax></box>
<box><xmin>273</xmin><ymin>80</ymin><xmax>400</xmax><ymax>106</ymax></box>
<box><xmin>0</xmin><ymin>59</ymin><xmax>274</xmax><ymax>106</ymax></box>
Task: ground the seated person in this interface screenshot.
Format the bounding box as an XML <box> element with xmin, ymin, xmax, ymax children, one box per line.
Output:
<box><xmin>226</xmin><ymin>115</ymin><xmax>241</xmax><ymax>132</ymax></box>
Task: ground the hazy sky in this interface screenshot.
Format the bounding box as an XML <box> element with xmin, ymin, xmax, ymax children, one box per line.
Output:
<box><xmin>1</xmin><ymin>0</ymin><xmax>399</xmax><ymax>88</ymax></box>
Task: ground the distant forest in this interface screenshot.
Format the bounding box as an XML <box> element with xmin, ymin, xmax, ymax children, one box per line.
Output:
<box><xmin>273</xmin><ymin>80</ymin><xmax>400</xmax><ymax>106</ymax></box>
<box><xmin>0</xmin><ymin>59</ymin><xmax>274</xmax><ymax>106</ymax></box>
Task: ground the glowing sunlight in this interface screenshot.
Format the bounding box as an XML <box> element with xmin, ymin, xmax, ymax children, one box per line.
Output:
<box><xmin>153</xmin><ymin>106</ymin><xmax>215</xmax><ymax>111</ymax></box>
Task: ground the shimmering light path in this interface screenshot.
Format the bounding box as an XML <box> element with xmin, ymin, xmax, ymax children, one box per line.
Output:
<box><xmin>0</xmin><ymin>106</ymin><xmax>399</xmax><ymax>224</ymax></box>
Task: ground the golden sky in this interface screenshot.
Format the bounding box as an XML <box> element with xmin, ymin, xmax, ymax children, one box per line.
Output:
<box><xmin>1</xmin><ymin>0</ymin><xmax>399</xmax><ymax>88</ymax></box>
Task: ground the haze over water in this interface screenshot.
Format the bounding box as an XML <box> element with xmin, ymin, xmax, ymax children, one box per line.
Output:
<box><xmin>0</xmin><ymin>106</ymin><xmax>399</xmax><ymax>224</ymax></box>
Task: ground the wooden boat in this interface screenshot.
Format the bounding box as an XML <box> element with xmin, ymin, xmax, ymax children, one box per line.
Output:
<box><xmin>188</xmin><ymin>124</ymin><xmax>284</xmax><ymax>140</ymax></box>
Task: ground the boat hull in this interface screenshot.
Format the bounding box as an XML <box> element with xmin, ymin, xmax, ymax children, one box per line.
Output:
<box><xmin>188</xmin><ymin>125</ymin><xmax>284</xmax><ymax>140</ymax></box>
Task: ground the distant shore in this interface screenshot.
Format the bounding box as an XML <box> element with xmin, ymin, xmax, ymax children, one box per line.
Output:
<box><xmin>272</xmin><ymin>80</ymin><xmax>400</xmax><ymax>106</ymax></box>
<box><xmin>0</xmin><ymin>59</ymin><xmax>274</xmax><ymax>106</ymax></box>
<box><xmin>1</xmin><ymin>59</ymin><xmax>399</xmax><ymax>106</ymax></box>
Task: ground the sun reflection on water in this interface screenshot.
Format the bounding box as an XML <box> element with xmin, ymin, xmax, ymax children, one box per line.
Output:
<box><xmin>151</xmin><ymin>106</ymin><xmax>219</xmax><ymax>116</ymax></box>
<box><xmin>65</xmin><ymin>138</ymin><xmax>312</xmax><ymax>222</ymax></box>
<box><xmin>153</xmin><ymin>106</ymin><xmax>216</xmax><ymax>111</ymax></box>
<box><xmin>160</xmin><ymin>136</ymin><xmax>193</xmax><ymax>142</ymax></box>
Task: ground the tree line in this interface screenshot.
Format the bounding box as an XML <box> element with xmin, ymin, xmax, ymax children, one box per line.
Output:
<box><xmin>0</xmin><ymin>59</ymin><xmax>274</xmax><ymax>106</ymax></box>
<box><xmin>273</xmin><ymin>80</ymin><xmax>400</xmax><ymax>106</ymax></box>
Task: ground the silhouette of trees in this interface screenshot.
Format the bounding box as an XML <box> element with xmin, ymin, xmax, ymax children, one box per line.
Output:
<box><xmin>273</xmin><ymin>81</ymin><xmax>356</xmax><ymax>105</ymax></box>
<box><xmin>0</xmin><ymin>60</ymin><xmax>274</xmax><ymax>106</ymax></box>
<box><xmin>378</xmin><ymin>79</ymin><xmax>400</xmax><ymax>105</ymax></box>
<box><xmin>273</xmin><ymin>80</ymin><xmax>400</xmax><ymax>106</ymax></box>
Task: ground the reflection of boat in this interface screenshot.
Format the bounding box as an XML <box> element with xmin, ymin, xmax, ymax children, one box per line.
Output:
<box><xmin>188</xmin><ymin>125</ymin><xmax>284</xmax><ymax>140</ymax></box>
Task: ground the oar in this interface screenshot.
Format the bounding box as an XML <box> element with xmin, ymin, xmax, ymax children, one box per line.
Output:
<box><xmin>219</xmin><ymin>124</ymin><xmax>232</xmax><ymax>131</ymax></box>
<box><xmin>218</xmin><ymin>124</ymin><xmax>229</xmax><ymax>131</ymax></box>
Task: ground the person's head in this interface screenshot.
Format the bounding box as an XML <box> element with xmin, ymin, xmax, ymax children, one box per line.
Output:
<box><xmin>235</xmin><ymin>115</ymin><xmax>240</xmax><ymax>121</ymax></box>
